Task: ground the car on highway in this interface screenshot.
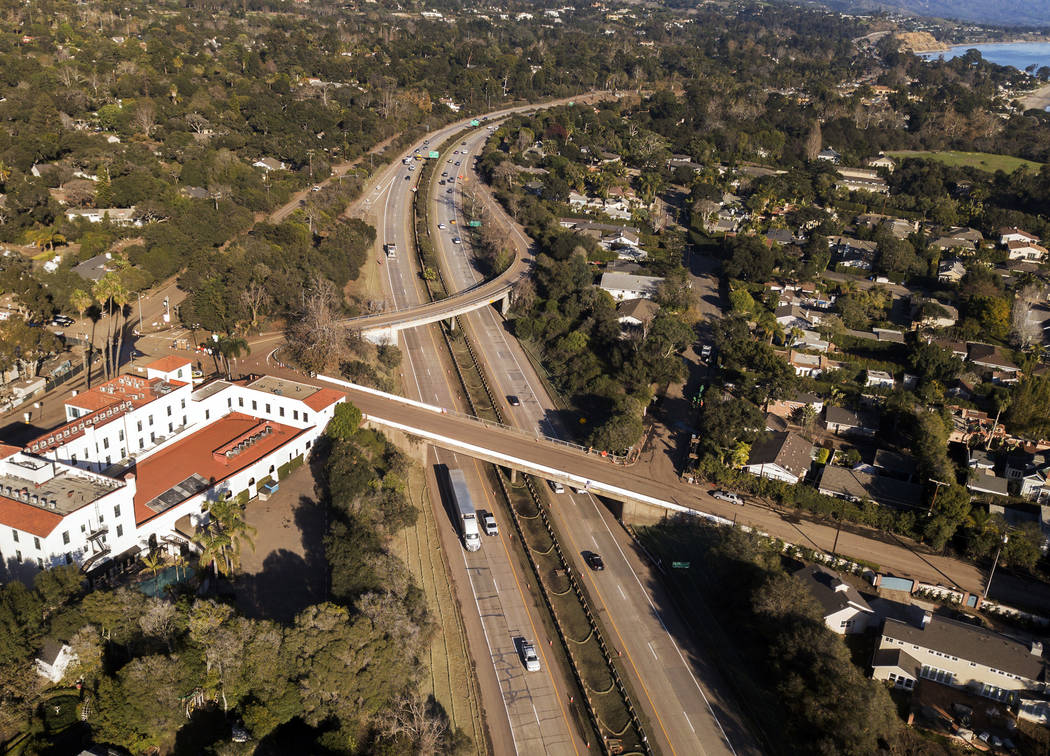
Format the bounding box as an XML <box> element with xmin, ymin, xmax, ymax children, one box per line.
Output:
<box><xmin>453</xmin><ymin>150</ymin><xmax>459</xmax><ymax>154</ymax></box>
<box><xmin>549</xmin><ymin>480</ymin><xmax>565</xmax><ymax>494</ymax></box>
<box><xmin>452</xmin><ymin>237</ymin><xmax>461</xmax><ymax>244</ymax></box>
<box><xmin>438</xmin><ymin>223</ymin><xmax>447</xmax><ymax>229</ymax></box>
<box><xmin>482</xmin><ymin>513</ymin><xmax>498</xmax><ymax>536</ymax></box>
<box><xmin>441</xmin><ymin>171</ymin><xmax>447</xmax><ymax>177</ymax></box>
<box><xmin>507</xmin><ymin>395</ymin><xmax>521</xmax><ymax>406</ymax></box>
<box><xmin>404</xmin><ymin>175</ymin><xmax>410</xmax><ymax>180</ymax></box>
<box><xmin>712</xmin><ymin>490</ymin><xmax>743</xmax><ymax>505</ymax></box>
<box><xmin>584</xmin><ymin>552</ymin><xmax>605</xmax><ymax>571</ymax></box>
<box><xmin>519</xmin><ymin>639</ymin><xmax>541</xmax><ymax>672</ymax></box>
<box><xmin>454</xmin><ymin>161</ymin><xmax>461</xmax><ymax>166</ymax></box>
<box><xmin>446</xmin><ymin>188</ymin><xmax>453</xmax><ymax>194</ymax></box>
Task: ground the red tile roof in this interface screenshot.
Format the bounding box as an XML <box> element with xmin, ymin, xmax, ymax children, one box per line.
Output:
<box><xmin>0</xmin><ymin>444</ymin><xmax>21</xmax><ymax>460</ymax></box>
<box><xmin>130</xmin><ymin>412</ymin><xmax>305</xmax><ymax>525</ymax></box>
<box><xmin>0</xmin><ymin>496</ymin><xmax>64</xmax><ymax>537</ymax></box>
<box><xmin>147</xmin><ymin>356</ymin><xmax>192</xmax><ymax>373</ymax></box>
<box><xmin>29</xmin><ymin>376</ymin><xmax>186</xmax><ymax>455</ymax></box>
<box><xmin>303</xmin><ymin>388</ymin><xmax>344</xmax><ymax>412</ymax></box>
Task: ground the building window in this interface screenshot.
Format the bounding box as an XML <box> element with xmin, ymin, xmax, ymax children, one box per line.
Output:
<box><xmin>62</xmin><ymin>531</ymin><xmax>70</xmax><ymax>545</ymax></box>
<box><xmin>181</xmin><ymin>398</ymin><xmax>186</xmax><ymax>409</ymax></box>
<box><xmin>279</xmin><ymin>407</ymin><xmax>285</xmax><ymax>417</ymax></box>
<box><xmin>227</xmin><ymin>398</ymin><xmax>232</xmax><ymax>408</ymax></box>
<box><xmin>139</xmin><ymin>439</ymin><xmax>145</xmax><ymax>450</ymax></box>
<box><xmin>238</xmin><ymin>398</ymin><xmax>244</xmax><ymax>407</ymax></box>
<box><xmin>168</xmin><ymin>423</ymin><xmax>173</xmax><ymax>433</ymax></box>
<box><xmin>15</xmin><ymin>550</ymin><xmax>20</xmax><ymax>562</ymax></box>
<box><xmin>105</xmin><ymin>455</ymin><xmax>111</xmax><ymax>465</ymax></box>
<box><xmin>266</xmin><ymin>404</ymin><xmax>271</xmax><ymax>414</ymax></box>
<box><xmin>120</xmin><ymin>447</ymin><xmax>126</xmax><ymax>458</ymax></box>
<box><xmin>103</xmin><ymin>438</ymin><xmax>110</xmax><ymax>449</ymax></box>
<box><xmin>920</xmin><ymin>665</ymin><xmax>955</xmax><ymax>685</ymax></box>
<box><xmin>119</xmin><ymin>430</ymin><xmax>124</xmax><ymax>441</ymax></box>
<box><xmin>114</xmin><ymin>504</ymin><xmax>121</xmax><ymax>518</ymax></box>
<box><xmin>34</xmin><ymin>537</ymin><xmax>40</xmax><ymax>550</ymax></box>
<box><xmin>205</xmin><ymin>409</ymin><xmax>211</xmax><ymax>420</ymax></box>
<box><xmin>71</xmin><ymin>454</ymin><xmax>77</xmax><ymax>464</ymax></box>
<box><xmin>137</xmin><ymin>420</ymin><xmax>142</xmax><ymax>432</ymax></box>
<box><xmin>303</xmin><ymin>412</ymin><xmax>309</xmax><ymax>422</ymax></box>
<box><xmin>150</xmin><ymin>432</ymin><xmax>155</xmax><ymax>443</ymax></box>
<box><xmin>148</xmin><ymin>414</ymin><xmax>154</xmax><ymax>426</ymax></box>
<box><xmin>293</xmin><ymin>410</ymin><xmax>299</xmax><ymax>420</ymax></box>
<box><xmin>182</xmin><ymin>416</ymin><xmax>186</xmax><ymax>427</ymax></box>
<box><xmin>252</xmin><ymin>400</ymin><xmax>257</xmax><ymax>411</ymax></box>
<box><xmin>10</xmin><ymin>529</ymin><xmax>17</xmax><ymax>543</ymax></box>
<box><xmin>167</xmin><ymin>405</ymin><xmax>172</xmax><ymax>417</ymax></box>
<box><xmin>116</xmin><ymin>525</ymin><xmax>123</xmax><ymax>538</ymax></box>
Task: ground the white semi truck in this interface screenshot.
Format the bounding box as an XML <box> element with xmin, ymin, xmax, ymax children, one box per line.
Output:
<box><xmin>448</xmin><ymin>468</ymin><xmax>481</xmax><ymax>552</ymax></box>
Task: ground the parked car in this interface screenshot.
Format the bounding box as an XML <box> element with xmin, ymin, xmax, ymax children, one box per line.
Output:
<box><xmin>700</xmin><ymin>344</ymin><xmax>713</xmax><ymax>360</ymax></box>
<box><xmin>507</xmin><ymin>395</ymin><xmax>521</xmax><ymax>407</ymax></box>
<box><xmin>482</xmin><ymin>513</ymin><xmax>498</xmax><ymax>536</ymax></box>
<box><xmin>584</xmin><ymin>552</ymin><xmax>604</xmax><ymax>571</ymax></box>
<box><xmin>520</xmin><ymin>639</ymin><xmax>541</xmax><ymax>672</ymax></box>
<box><xmin>549</xmin><ymin>480</ymin><xmax>565</xmax><ymax>494</ymax></box>
<box><xmin>712</xmin><ymin>490</ymin><xmax>742</xmax><ymax>505</ymax></box>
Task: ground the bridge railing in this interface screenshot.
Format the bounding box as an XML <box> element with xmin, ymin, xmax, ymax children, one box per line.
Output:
<box><xmin>317</xmin><ymin>374</ymin><xmax>630</xmax><ymax>464</ymax></box>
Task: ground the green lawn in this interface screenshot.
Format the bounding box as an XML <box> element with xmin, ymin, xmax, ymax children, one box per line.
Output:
<box><xmin>887</xmin><ymin>150</ymin><xmax>1044</xmax><ymax>174</ymax></box>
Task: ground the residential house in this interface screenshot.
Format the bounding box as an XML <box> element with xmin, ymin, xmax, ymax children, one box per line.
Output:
<box><xmin>252</xmin><ymin>157</ymin><xmax>287</xmax><ymax>172</ymax></box>
<box><xmin>867</xmin><ymin>154</ymin><xmax>897</xmax><ymax>172</ymax></box>
<box><xmin>794</xmin><ymin>565</ymin><xmax>875</xmax><ymax>635</ymax></box>
<box><xmin>824</xmin><ymin>406</ymin><xmax>879</xmax><ymax>437</ymax></box>
<box><xmin>968</xmin><ymin>469</ymin><xmax>1010</xmax><ymax>499</ymax></box>
<box><xmin>864</xmin><ymin>369</ymin><xmax>895</xmax><ymax>389</ymax></box>
<box><xmin>35</xmin><ymin>640</ymin><xmax>76</xmax><ymax>683</ymax></box>
<box><xmin>180</xmin><ymin>186</ymin><xmax>210</xmax><ymax>200</ymax></box>
<box><xmin>930</xmin><ymin>236</ymin><xmax>976</xmax><ymax>254</ymax></box>
<box><xmin>791</xmin><ymin>330</ymin><xmax>830</xmax><ymax>353</ymax></box>
<box><xmin>598</xmin><ymin>273</ymin><xmax>664</xmax><ymax>301</ymax></box>
<box><xmin>1007</xmin><ymin>240</ymin><xmax>1048</xmax><ymax>262</ymax></box>
<box><xmin>774</xmin><ymin>304</ymin><xmax>818</xmax><ymax>330</ymax></box>
<box><xmin>933</xmin><ymin>338</ymin><xmax>968</xmax><ymax>360</ymax></box>
<box><xmin>828</xmin><ymin>236</ymin><xmax>879</xmax><ymax>270</ymax></box>
<box><xmin>65</xmin><ymin>208</ymin><xmax>141</xmax><ymax>227</ymax></box>
<box><xmin>911</xmin><ymin>298</ymin><xmax>959</xmax><ymax>329</ymax></box>
<box><xmin>937</xmin><ymin>259</ymin><xmax>966</xmax><ymax>284</ymax></box>
<box><xmin>968</xmin><ymin>343</ymin><xmax>1020</xmax><ymax>377</ymax></box>
<box><xmin>72</xmin><ymin>252</ymin><xmax>116</xmax><ymax>282</ymax></box>
<box><xmin>616</xmin><ymin>298</ymin><xmax>659</xmax><ymax>330</ymax></box>
<box><xmin>817</xmin><ymin>148</ymin><xmax>842</xmax><ymax>164</ymax></box>
<box><xmin>872</xmin><ymin>614</ymin><xmax>1047</xmax><ymax>704</ymax></box>
<box><xmin>856</xmin><ymin>214</ymin><xmax>914</xmax><ymax>239</ymax></box>
<box><xmin>1005</xmin><ymin>450</ymin><xmax>1050</xmax><ymax>502</ymax></box>
<box><xmin>787</xmin><ymin>350</ymin><xmax>824</xmax><ymax>377</ymax></box>
<box><xmin>742</xmin><ymin>431</ymin><xmax>813</xmax><ymax>485</ymax></box>
<box><xmin>873</xmin><ymin>449</ymin><xmax>918</xmax><ymax>482</ymax></box>
<box><xmin>1000</xmin><ymin>227</ymin><xmax>1041</xmax><ymax>247</ymax></box>
<box><xmin>949</xmin><ymin>406</ymin><xmax>1004</xmax><ymax>446</ymax></box>
<box><xmin>836</xmin><ymin>167</ymin><xmax>889</xmax><ymax>194</ymax></box>
<box><xmin>818</xmin><ymin>466</ymin><xmax>923</xmax><ymax>510</ymax></box>
<box><xmin>765</xmin><ymin>228</ymin><xmax>797</xmax><ymax>246</ymax></box>
<box><xmin>768</xmin><ymin>392</ymin><xmax>826</xmax><ymax>419</ymax></box>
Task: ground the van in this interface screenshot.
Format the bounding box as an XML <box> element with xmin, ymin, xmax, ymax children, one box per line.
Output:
<box><xmin>550</xmin><ymin>480</ymin><xmax>565</xmax><ymax>494</ymax></box>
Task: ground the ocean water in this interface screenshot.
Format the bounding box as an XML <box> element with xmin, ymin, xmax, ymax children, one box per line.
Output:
<box><xmin>922</xmin><ymin>42</ymin><xmax>1050</xmax><ymax>72</ymax></box>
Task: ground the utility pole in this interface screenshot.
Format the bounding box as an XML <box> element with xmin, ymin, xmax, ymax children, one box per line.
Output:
<box><xmin>927</xmin><ymin>478</ymin><xmax>950</xmax><ymax>515</ymax></box>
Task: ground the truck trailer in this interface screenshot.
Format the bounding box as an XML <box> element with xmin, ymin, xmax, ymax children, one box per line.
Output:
<box><xmin>448</xmin><ymin>469</ymin><xmax>481</xmax><ymax>551</ymax></box>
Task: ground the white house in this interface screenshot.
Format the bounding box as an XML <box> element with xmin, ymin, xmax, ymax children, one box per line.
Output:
<box><xmin>35</xmin><ymin>640</ymin><xmax>76</xmax><ymax>683</ymax></box>
<box><xmin>599</xmin><ymin>272</ymin><xmax>664</xmax><ymax>301</ymax></box>
<box><xmin>937</xmin><ymin>259</ymin><xmax>966</xmax><ymax>284</ymax></box>
<box><xmin>795</xmin><ymin>565</ymin><xmax>874</xmax><ymax>634</ymax></box>
<box><xmin>742</xmin><ymin>431</ymin><xmax>813</xmax><ymax>485</ymax></box>
<box><xmin>64</xmin><ymin>208</ymin><xmax>141</xmax><ymax>227</ymax></box>
<box><xmin>1000</xmin><ymin>227</ymin><xmax>1040</xmax><ymax>246</ymax></box>
<box><xmin>865</xmin><ymin>369</ymin><xmax>895</xmax><ymax>389</ymax></box>
<box><xmin>1007</xmin><ymin>240</ymin><xmax>1048</xmax><ymax>262</ymax></box>
<box><xmin>252</xmin><ymin>158</ymin><xmax>287</xmax><ymax>172</ymax></box>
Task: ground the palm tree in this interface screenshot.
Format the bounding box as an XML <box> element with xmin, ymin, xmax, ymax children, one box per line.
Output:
<box><xmin>69</xmin><ymin>288</ymin><xmax>93</xmax><ymax>386</ymax></box>
<box><xmin>110</xmin><ymin>283</ymin><xmax>130</xmax><ymax>381</ymax></box>
<box><xmin>194</xmin><ymin>494</ymin><xmax>257</xmax><ymax>577</ymax></box>
<box><xmin>140</xmin><ymin>551</ymin><xmax>164</xmax><ymax>578</ymax></box>
<box><xmin>92</xmin><ymin>275</ymin><xmax>117</xmax><ymax>382</ymax></box>
<box><xmin>27</xmin><ymin>227</ymin><xmax>66</xmax><ymax>252</ymax></box>
<box><xmin>91</xmin><ymin>274</ymin><xmax>129</xmax><ymax>381</ymax></box>
<box><xmin>216</xmin><ymin>336</ymin><xmax>249</xmax><ymax>379</ymax></box>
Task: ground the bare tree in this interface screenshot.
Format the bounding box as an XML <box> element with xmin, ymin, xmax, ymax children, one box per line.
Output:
<box><xmin>239</xmin><ymin>280</ymin><xmax>270</xmax><ymax>330</ymax></box>
<box><xmin>285</xmin><ymin>277</ymin><xmax>346</xmax><ymax>373</ymax></box>
<box><xmin>139</xmin><ymin>598</ymin><xmax>178</xmax><ymax>652</ymax></box>
<box><xmin>377</xmin><ymin>693</ymin><xmax>448</xmax><ymax>755</ymax></box>
<box><xmin>131</xmin><ymin>99</ymin><xmax>157</xmax><ymax>137</ymax></box>
<box><xmin>1012</xmin><ymin>283</ymin><xmax>1045</xmax><ymax>349</ymax></box>
<box><xmin>185</xmin><ymin>112</ymin><xmax>211</xmax><ymax>135</ymax></box>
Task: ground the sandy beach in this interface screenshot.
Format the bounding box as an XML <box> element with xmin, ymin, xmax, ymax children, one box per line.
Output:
<box><xmin>1021</xmin><ymin>82</ymin><xmax>1050</xmax><ymax>110</ymax></box>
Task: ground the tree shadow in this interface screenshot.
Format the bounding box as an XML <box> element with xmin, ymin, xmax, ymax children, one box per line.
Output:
<box><xmin>235</xmin><ymin>546</ymin><xmax>319</xmax><ymax>625</ymax></box>
<box><xmin>173</xmin><ymin>706</ymin><xmax>228</xmax><ymax>755</ymax></box>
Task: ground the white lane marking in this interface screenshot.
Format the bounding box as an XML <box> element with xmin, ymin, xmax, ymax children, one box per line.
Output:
<box><xmin>648</xmin><ymin>642</ymin><xmax>658</xmax><ymax>660</ymax></box>
<box><xmin>618</xmin><ymin>584</ymin><xmax>627</xmax><ymax>600</ymax></box>
<box><xmin>591</xmin><ymin>535</ymin><xmax>599</xmax><ymax>549</ymax></box>
<box><xmin>685</xmin><ymin>712</ymin><xmax>696</xmax><ymax>733</ymax></box>
<box><xmin>532</xmin><ymin>703</ymin><xmax>542</xmax><ymax>730</ymax></box>
<box><xmin>493</xmin><ymin>578</ymin><xmax>499</xmax><ymax>593</ymax></box>
<box><xmin>588</xmin><ymin>496</ymin><xmax>737</xmax><ymax>755</ymax></box>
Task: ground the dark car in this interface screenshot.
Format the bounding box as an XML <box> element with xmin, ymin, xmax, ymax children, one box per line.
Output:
<box><xmin>507</xmin><ymin>395</ymin><xmax>521</xmax><ymax>407</ymax></box>
<box><xmin>584</xmin><ymin>552</ymin><xmax>604</xmax><ymax>571</ymax></box>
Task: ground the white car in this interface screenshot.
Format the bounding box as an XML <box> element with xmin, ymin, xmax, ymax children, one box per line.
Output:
<box><xmin>438</xmin><ymin>223</ymin><xmax>447</xmax><ymax>229</ymax></box>
<box><xmin>520</xmin><ymin>640</ymin><xmax>540</xmax><ymax>672</ymax></box>
<box><xmin>549</xmin><ymin>480</ymin><xmax>565</xmax><ymax>494</ymax></box>
<box><xmin>712</xmin><ymin>490</ymin><xmax>742</xmax><ymax>505</ymax></box>
<box><xmin>482</xmin><ymin>514</ymin><xmax>498</xmax><ymax>536</ymax></box>
<box><xmin>452</xmin><ymin>237</ymin><xmax>462</xmax><ymax>244</ymax></box>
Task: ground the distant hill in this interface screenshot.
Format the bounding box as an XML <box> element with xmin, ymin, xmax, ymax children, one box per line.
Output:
<box><xmin>818</xmin><ymin>0</ymin><xmax>1050</xmax><ymax>27</ymax></box>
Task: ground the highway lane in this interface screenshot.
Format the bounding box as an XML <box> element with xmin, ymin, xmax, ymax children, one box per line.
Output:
<box><xmin>428</xmin><ymin>128</ymin><xmax>752</xmax><ymax>756</ymax></box>
<box><xmin>369</xmin><ymin>133</ymin><xmax>582</xmax><ymax>755</ymax></box>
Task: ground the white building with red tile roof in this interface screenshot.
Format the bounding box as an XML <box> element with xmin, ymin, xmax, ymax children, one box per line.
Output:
<box><xmin>0</xmin><ymin>364</ymin><xmax>344</xmax><ymax>575</ymax></box>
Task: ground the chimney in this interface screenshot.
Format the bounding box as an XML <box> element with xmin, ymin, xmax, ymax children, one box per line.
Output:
<box><xmin>1032</xmin><ymin>641</ymin><xmax>1043</xmax><ymax>657</ymax></box>
<box><xmin>921</xmin><ymin>610</ymin><xmax>933</xmax><ymax>629</ymax></box>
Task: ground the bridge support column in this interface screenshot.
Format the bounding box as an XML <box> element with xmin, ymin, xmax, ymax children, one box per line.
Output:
<box><xmin>620</xmin><ymin>498</ymin><xmax>670</xmax><ymax>525</ymax></box>
<box><xmin>499</xmin><ymin>293</ymin><xmax>511</xmax><ymax>316</ymax></box>
<box><xmin>510</xmin><ymin>468</ymin><xmax>518</xmax><ymax>484</ymax></box>
<box><xmin>445</xmin><ymin>316</ymin><xmax>456</xmax><ymax>332</ymax></box>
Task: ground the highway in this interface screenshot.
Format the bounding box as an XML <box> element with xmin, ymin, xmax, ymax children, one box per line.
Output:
<box><xmin>364</xmin><ymin>118</ymin><xmax>583</xmax><ymax>755</ymax></box>
<box><xmin>426</xmin><ymin>127</ymin><xmax>753</xmax><ymax>756</ymax></box>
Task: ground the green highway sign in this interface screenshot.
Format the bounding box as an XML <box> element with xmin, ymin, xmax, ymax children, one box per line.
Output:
<box><xmin>671</xmin><ymin>561</ymin><xmax>690</xmax><ymax>569</ymax></box>
<box><xmin>470</xmin><ymin>119</ymin><xmax>480</xmax><ymax>126</ymax></box>
<box><xmin>468</xmin><ymin>220</ymin><xmax>481</xmax><ymax>227</ymax></box>
<box><xmin>428</xmin><ymin>150</ymin><xmax>440</xmax><ymax>159</ymax></box>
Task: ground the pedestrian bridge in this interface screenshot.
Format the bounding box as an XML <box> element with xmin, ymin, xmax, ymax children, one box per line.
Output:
<box><xmin>343</xmin><ymin>254</ymin><xmax>528</xmax><ymax>344</ymax></box>
<box><xmin>318</xmin><ymin>375</ymin><xmax>733</xmax><ymax>524</ymax></box>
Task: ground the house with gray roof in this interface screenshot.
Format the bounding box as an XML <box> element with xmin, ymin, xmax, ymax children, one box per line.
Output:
<box><xmin>742</xmin><ymin>431</ymin><xmax>813</xmax><ymax>485</ymax></box>
<box><xmin>794</xmin><ymin>564</ymin><xmax>874</xmax><ymax>635</ymax></box>
<box><xmin>818</xmin><ymin>466</ymin><xmax>923</xmax><ymax>510</ymax></box>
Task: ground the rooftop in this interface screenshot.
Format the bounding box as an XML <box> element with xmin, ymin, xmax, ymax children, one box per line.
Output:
<box><xmin>146</xmin><ymin>356</ymin><xmax>192</xmax><ymax>374</ymax></box>
<box><xmin>130</xmin><ymin>412</ymin><xmax>305</xmax><ymax>525</ymax></box>
<box><xmin>746</xmin><ymin>432</ymin><xmax>813</xmax><ymax>477</ymax></box>
<box><xmin>0</xmin><ymin>456</ymin><xmax>124</xmax><ymax>536</ymax></box>
<box><xmin>794</xmin><ymin>564</ymin><xmax>873</xmax><ymax>617</ymax></box>
<box><xmin>818</xmin><ymin>466</ymin><xmax>923</xmax><ymax>508</ymax></box>
<box><xmin>882</xmin><ymin>616</ymin><xmax>1046</xmax><ymax>682</ymax></box>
